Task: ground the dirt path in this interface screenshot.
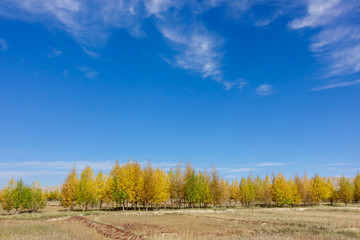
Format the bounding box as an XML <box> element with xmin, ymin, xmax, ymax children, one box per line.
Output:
<box><xmin>68</xmin><ymin>216</ymin><xmax>144</xmax><ymax>240</ymax></box>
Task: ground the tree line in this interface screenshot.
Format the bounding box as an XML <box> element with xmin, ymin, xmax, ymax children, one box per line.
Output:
<box><xmin>1</xmin><ymin>161</ymin><xmax>360</xmax><ymax>214</ymax></box>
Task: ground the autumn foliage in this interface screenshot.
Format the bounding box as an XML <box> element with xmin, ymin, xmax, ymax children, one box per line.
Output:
<box><xmin>1</xmin><ymin>161</ymin><xmax>359</xmax><ymax>213</ymax></box>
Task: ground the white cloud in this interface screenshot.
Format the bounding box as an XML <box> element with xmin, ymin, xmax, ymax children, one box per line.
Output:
<box><xmin>289</xmin><ymin>0</ymin><xmax>342</xmax><ymax>29</ymax></box>
<box><xmin>159</xmin><ymin>22</ymin><xmax>223</xmax><ymax>81</ymax></box>
<box><xmin>289</xmin><ymin>0</ymin><xmax>360</xmax><ymax>84</ymax></box>
<box><xmin>79</xmin><ymin>66</ymin><xmax>99</xmax><ymax>79</ymax></box>
<box><xmin>223</xmin><ymin>79</ymin><xmax>247</xmax><ymax>90</ymax></box>
<box><xmin>310</xmin><ymin>79</ymin><xmax>360</xmax><ymax>91</ymax></box>
<box><xmin>0</xmin><ymin>38</ymin><xmax>7</xmax><ymax>51</ymax></box>
<box><xmin>255</xmin><ymin>84</ymin><xmax>275</xmax><ymax>96</ymax></box>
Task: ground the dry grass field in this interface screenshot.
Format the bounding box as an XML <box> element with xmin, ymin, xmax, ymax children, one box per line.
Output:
<box><xmin>1</xmin><ymin>204</ymin><xmax>360</xmax><ymax>240</ymax></box>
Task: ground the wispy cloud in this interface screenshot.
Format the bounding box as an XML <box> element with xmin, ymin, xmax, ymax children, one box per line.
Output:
<box><xmin>326</xmin><ymin>163</ymin><xmax>350</xmax><ymax>166</ymax></box>
<box><xmin>79</xmin><ymin>66</ymin><xmax>99</xmax><ymax>79</ymax></box>
<box><xmin>255</xmin><ymin>84</ymin><xmax>275</xmax><ymax>96</ymax></box>
<box><xmin>310</xmin><ymin>79</ymin><xmax>360</xmax><ymax>91</ymax></box>
<box><xmin>256</xmin><ymin>162</ymin><xmax>293</xmax><ymax>167</ymax></box>
<box><xmin>0</xmin><ymin>38</ymin><xmax>7</xmax><ymax>51</ymax></box>
<box><xmin>48</xmin><ymin>46</ymin><xmax>62</xmax><ymax>57</ymax></box>
<box><xmin>159</xmin><ymin>21</ymin><xmax>223</xmax><ymax>81</ymax></box>
<box><xmin>289</xmin><ymin>0</ymin><xmax>360</xmax><ymax>84</ymax></box>
<box><xmin>223</xmin><ymin>79</ymin><xmax>247</xmax><ymax>90</ymax></box>
<box><xmin>0</xmin><ymin>160</ymin><xmax>115</xmax><ymax>171</ymax></box>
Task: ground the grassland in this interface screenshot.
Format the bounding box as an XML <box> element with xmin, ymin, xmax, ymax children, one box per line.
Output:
<box><xmin>1</xmin><ymin>204</ymin><xmax>360</xmax><ymax>239</ymax></box>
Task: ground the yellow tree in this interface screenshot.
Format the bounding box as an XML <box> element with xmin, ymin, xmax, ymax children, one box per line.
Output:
<box><xmin>338</xmin><ymin>176</ymin><xmax>354</xmax><ymax>206</ymax></box>
<box><xmin>253</xmin><ymin>176</ymin><xmax>264</xmax><ymax>203</ymax></box>
<box><xmin>210</xmin><ymin>166</ymin><xmax>222</xmax><ymax>206</ymax></box>
<box><xmin>168</xmin><ymin>163</ymin><xmax>184</xmax><ymax>208</ymax></box>
<box><xmin>153</xmin><ymin>168</ymin><xmax>170</xmax><ymax>209</ymax></box>
<box><xmin>295</xmin><ymin>174</ymin><xmax>312</xmax><ymax>206</ymax></box>
<box><xmin>141</xmin><ymin>163</ymin><xmax>155</xmax><ymax>211</ymax></box>
<box><xmin>263</xmin><ymin>175</ymin><xmax>272</xmax><ymax>206</ymax></box>
<box><xmin>311</xmin><ymin>174</ymin><xmax>329</xmax><ymax>205</ymax></box>
<box><xmin>289</xmin><ymin>178</ymin><xmax>301</xmax><ymax>206</ymax></box>
<box><xmin>354</xmin><ymin>171</ymin><xmax>360</xmax><ymax>203</ymax></box>
<box><xmin>30</xmin><ymin>181</ymin><xmax>46</xmax><ymax>212</ymax></box>
<box><xmin>95</xmin><ymin>170</ymin><xmax>107</xmax><ymax>210</ymax></box>
<box><xmin>327</xmin><ymin>179</ymin><xmax>338</xmax><ymax>205</ymax></box>
<box><xmin>229</xmin><ymin>179</ymin><xmax>240</xmax><ymax>206</ymax></box>
<box><xmin>61</xmin><ymin>166</ymin><xmax>79</xmax><ymax>210</ymax></box>
<box><xmin>197</xmin><ymin>171</ymin><xmax>212</xmax><ymax>207</ymax></box>
<box><xmin>126</xmin><ymin>161</ymin><xmax>143</xmax><ymax>209</ymax></box>
<box><xmin>0</xmin><ymin>178</ymin><xmax>16</xmax><ymax>214</ymax></box>
<box><xmin>220</xmin><ymin>179</ymin><xmax>229</xmax><ymax>207</ymax></box>
<box><xmin>239</xmin><ymin>177</ymin><xmax>255</xmax><ymax>207</ymax></box>
<box><xmin>271</xmin><ymin>172</ymin><xmax>292</xmax><ymax>206</ymax></box>
<box><xmin>77</xmin><ymin>166</ymin><xmax>97</xmax><ymax>211</ymax></box>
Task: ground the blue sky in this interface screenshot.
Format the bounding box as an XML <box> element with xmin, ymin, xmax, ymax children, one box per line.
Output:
<box><xmin>1</xmin><ymin>0</ymin><xmax>360</xmax><ymax>187</ymax></box>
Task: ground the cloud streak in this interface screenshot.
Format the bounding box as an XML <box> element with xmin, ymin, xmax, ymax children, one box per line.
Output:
<box><xmin>310</xmin><ymin>79</ymin><xmax>360</xmax><ymax>91</ymax></box>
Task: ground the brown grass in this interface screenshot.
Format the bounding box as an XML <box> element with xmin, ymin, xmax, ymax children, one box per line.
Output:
<box><xmin>1</xmin><ymin>204</ymin><xmax>360</xmax><ymax>240</ymax></box>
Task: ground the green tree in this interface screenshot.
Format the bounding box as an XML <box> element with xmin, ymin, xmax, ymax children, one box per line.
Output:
<box><xmin>30</xmin><ymin>181</ymin><xmax>46</xmax><ymax>212</ymax></box>
<box><xmin>184</xmin><ymin>169</ymin><xmax>200</xmax><ymax>207</ymax></box>
<box><xmin>12</xmin><ymin>179</ymin><xmax>32</xmax><ymax>214</ymax></box>
<box><xmin>197</xmin><ymin>171</ymin><xmax>212</xmax><ymax>207</ymax></box>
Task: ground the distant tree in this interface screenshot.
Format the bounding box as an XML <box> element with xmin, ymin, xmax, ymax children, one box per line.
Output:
<box><xmin>354</xmin><ymin>171</ymin><xmax>360</xmax><ymax>203</ymax></box>
<box><xmin>61</xmin><ymin>166</ymin><xmax>79</xmax><ymax>210</ymax></box>
<box><xmin>338</xmin><ymin>176</ymin><xmax>354</xmax><ymax>206</ymax></box>
<box><xmin>0</xmin><ymin>178</ymin><xmax>16</xmax><ymax>214</ymax></box>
